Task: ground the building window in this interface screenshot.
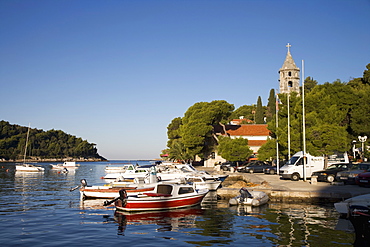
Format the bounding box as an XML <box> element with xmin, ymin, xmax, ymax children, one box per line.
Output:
<box><xmin>288</xmin><ymin>81</ymin><xmax>293</xmax><ymax>87</ymax></box>
<box><xmin>288</xmin><ymin>72</ymin><xmax>292</xmax><ymax>76</ymax></box>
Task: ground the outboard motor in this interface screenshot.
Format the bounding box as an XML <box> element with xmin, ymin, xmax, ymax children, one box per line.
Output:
<box><xmin>119</xmin><ymin>189</ymin><xmax>127</xmax><ymax>200</ymax></box>
<box><xmin>104</xmin><ymin>189</ymin><xmax>128</xmax><ymax>207</ymax></box>
<box><xmin>239</xmin><ymin>187</ymin><xmax>253</xmax><ymax>203</ymax></box>
<box><xmin>116</xmin><ymin>189</ymin><xmax>128</xmax><ymax>207</ymax></box>
<box><xmin>69</xmin><ymin>179</ymin><xmax>88</xmax><ymax>192</ymax></box>
<box><xmin>349</xmin><ymin>205</ymin><xmax>370</xmax><ymax>246</ymax></box>
<box><xmin>80</xmin><ymin>179</ymin><xmax>87</xmax><ymax>187</ymax></box>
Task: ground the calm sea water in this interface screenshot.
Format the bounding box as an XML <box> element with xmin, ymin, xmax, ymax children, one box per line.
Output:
<box><xmin>0</xmin><ymin>161</ymin><xmax>355</xmax><ymax>246</ymax></box>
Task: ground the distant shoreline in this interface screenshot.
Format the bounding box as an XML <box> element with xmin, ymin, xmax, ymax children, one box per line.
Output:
<box><xmin>1</xmin><ymin>158</ymin><xmax>162</xmax><ymax>163</ymax></box>
<box><xmin>0</xmin><ymin>158</ymin><xmax>106</xmax><ymax>163</ymax></box>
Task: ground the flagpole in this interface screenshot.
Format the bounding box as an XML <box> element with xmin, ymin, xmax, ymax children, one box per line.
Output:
<box><xmin>302</xmin><ymin>60</ymin><xmax>307</xmax><ymax>182</ymax></box>
<box><xmin>287</xmin><ymin>92</ymin><xmax>291</xmax><ymax>160</ymax></box>
<box><xmin>276</xmin><ymin>93</ymin><xmax>279</xmax><ymax>175</ymax></box>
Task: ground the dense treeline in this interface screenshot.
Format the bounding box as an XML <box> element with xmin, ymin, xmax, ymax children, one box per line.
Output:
<box><xmin>165</xmin><ymin>63</ymin><xmax>370</xmax><ymax>162</ymax></box>
<box><xmin>0</xmin><ymin>121</ymin><xmax>105</xmax><ymax>161</ymax></box>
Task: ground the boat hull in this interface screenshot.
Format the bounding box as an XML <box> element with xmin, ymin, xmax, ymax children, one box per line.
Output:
<box><xmin>115</xmin><ymin>191</ymin><xmax>208</xmax><ymax>212</ymax></box>
<box><xmin>334</xmin><ymin>193</ymin><xmax>370</xmax><ymax>216</ymax></box>
<box><xmin>16</xmin><ymin>164</ymin><xmax>44</xmax><ymax>172</ymax></box>
<box><xmin>80</xmin><ymin>186</ymin><xmax>155</xmax><ymax>199</ymax></box>
<box><xmin>229</xmin><ymin>191</ymin><xmax>269</xmax><ymax>206</ymax></box>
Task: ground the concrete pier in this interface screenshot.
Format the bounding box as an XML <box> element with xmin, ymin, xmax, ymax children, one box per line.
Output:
<box><xmin>202</xmin><ymin>169</ymin><xmax>370</xmax><ymax>203</ymax></box>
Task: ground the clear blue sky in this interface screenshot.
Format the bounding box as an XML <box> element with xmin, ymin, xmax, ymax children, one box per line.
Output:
<box><xmin>1</xmin><ymin>0</ymin><xmax>369</xmax><ymax>160</ymax></box>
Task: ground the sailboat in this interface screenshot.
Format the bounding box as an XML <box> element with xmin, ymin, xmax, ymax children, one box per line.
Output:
<box><xmin>15</xmin><ymin>124</ymin><xmax>44</xmax><ymax>172</ymax></box>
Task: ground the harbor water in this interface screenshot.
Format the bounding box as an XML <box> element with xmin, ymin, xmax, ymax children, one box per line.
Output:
<box><xmin>0</xmin><ymin>161</ymin><xmax>356</xmax><ymax>246</ymax></box>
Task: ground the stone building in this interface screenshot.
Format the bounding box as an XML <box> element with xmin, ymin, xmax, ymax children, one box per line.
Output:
<box><xmin>279</xmin><ymin>43</ymin><xmax>300</xmax><ymax>94</ymax></box>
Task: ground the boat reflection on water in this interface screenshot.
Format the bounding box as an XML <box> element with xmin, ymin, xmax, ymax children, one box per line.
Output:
<box><xmin>80</xmin><ymin>199</ymin><xmax>116</xmax><ymax>210</ymax></box>
<box><xmin>114</xmin><ymin>207</ymin><xmax>205</xmax><ymax>235</ymax></box>
<box><xmin>229</xmin><ymin>204</ymin><xmax>269</xmax><ymax>216</ymax></box>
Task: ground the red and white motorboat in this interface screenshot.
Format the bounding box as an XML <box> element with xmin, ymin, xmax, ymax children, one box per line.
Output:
<box><xmin>108</xmin><ymin>183</ymin><xmax>208</xmax><ymax>212</ymax></box>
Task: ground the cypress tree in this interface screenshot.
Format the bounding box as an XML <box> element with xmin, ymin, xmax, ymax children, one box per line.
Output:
<box><xmin>255</xmin><ymin>96</ymin><xmax>264</xmax><ymax>124</ymax></box>
<box><xmin>266</xmin><ymin>89</ymin><xmax>276</xmax><ymax>122</ymax></box>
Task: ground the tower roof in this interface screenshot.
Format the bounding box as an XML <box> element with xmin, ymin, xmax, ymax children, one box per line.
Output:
<box><xmin>280</xmin><ymin>43</ymin><xmax>299</xmax><ymax>71</ymax></box>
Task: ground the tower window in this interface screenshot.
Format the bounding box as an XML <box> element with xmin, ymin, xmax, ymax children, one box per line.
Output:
<box><xmin>288</xmin><ymin>81</ymin><xmax>293</xmax><ymax>87</ymax></box>
<box><xmin>288</xmin><ymin>72</ymin><xmax>292</xmax><ymax>76</ymax></box>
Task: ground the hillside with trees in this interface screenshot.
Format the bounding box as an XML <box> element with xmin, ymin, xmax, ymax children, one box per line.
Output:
<box><xmin>0</xmin><ymin>121</ymin><xmax>105</xmax><ymax>161</ymax></box>
<box><xmin>164</xmin><ymin>63</ymin><xmax>370</xmax><ymax>163</ymax></box>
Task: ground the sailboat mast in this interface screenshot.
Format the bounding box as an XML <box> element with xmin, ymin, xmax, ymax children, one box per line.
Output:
<box><xmin>23</xmin><ymin>123</ymin><xmax>31</xmax><ymax>164</ymax></box>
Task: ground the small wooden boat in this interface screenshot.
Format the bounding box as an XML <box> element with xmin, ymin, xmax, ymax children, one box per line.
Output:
<box><xmin>105</xmin><ymin>183</ymin><xmax>209</xmax><ymax>212</ymax></box>
<box><xmin>71</xmin><ymin>179</ymin><xmax>155</xmax><ymax>199</ymax></box>
<box><xmin>229</xmin><ymin>188</ymin><xmax>269</xmax><ymax>206</ymax></box>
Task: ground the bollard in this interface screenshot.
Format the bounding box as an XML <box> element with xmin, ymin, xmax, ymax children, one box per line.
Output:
<box><xmin>311</xmin><ymin>176</ymin><xmax>317</xmax><ymax>185</ymax></box>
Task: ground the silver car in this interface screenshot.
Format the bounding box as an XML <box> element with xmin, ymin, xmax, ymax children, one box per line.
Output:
<box><xmin>336</xmin><ymin>163</ymin><xmax>370</xmax><ymax>184</ymax></box>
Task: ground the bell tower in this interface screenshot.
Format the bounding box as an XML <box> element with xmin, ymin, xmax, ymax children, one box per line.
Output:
<box><xmin>279</xmin><ymin>43</ymin><xmax>300</xmax><ymax>94</ymax></box>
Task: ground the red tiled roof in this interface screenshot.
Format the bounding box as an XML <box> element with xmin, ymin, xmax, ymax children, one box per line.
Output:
<box><xmin>248</xmin><ymin>140</ymin><xmax>268</xmax><ymax>146</ymax></box>
<box><xmin>214</xmin><ymin>124</ymin><xmax>270</xmax><ymax>136</ymax></box>
<box><xmin>228</xmin><ymin>124</ymin><xmax>270</xmax><ymax>136</ymax></box>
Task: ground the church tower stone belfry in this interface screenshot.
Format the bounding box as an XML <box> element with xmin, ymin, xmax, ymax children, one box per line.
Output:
<box><xmin>279</xmin><ymin>43</ymin><xmax>300</xmax><ymax>94</ymax></box>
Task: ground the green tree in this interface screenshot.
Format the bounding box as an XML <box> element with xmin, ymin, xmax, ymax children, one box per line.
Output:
<box><xmin>229</xmin><ymin>105</ymin><xmax>255</xmax><ymax>122</ymax></box>
<box><xmin>303</xmin><ymin>77</ymin><xmax>318</xmax><ymax>93</ymax></box>
<box><xmin>363</xmin><ymin>63</ymin><xmax>370</xmax><ymax>84</ymax></box>
<box><xmin>255</xmin><ymin>96</ymin><xmax>264</xmax><ymax>124</ymax></box>
<box><xmin>166</xmin><ymin>100</ymin><xmax>234</xmax><ymax>161</ymax></box>
<box><xmin>218</xmin><ymin>136</ymin><xmax>253</xmax><ymax>162</ymax></box>
<box><xmin>266</xmin><ymin>89</ymin><xmax>276</xmax><ymax>123</ymax></box>
<box><xmin>166</xmin><ymin>117</ymin><xmax>182</xmax><ymax>148</ymax></box>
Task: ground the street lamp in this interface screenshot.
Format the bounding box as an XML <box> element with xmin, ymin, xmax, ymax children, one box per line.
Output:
<box><xmin>358</xmin><ymin>136</ymin><xmax>368</xmax><ymax>161</ymax></box>
<box><xmin>352</xmin><ymin>140</ymin><xmax>357</xmax><ymax>160</ymax></box>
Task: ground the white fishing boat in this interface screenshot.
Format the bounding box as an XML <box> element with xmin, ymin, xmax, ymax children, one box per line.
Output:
<box><xmin>156</xmin><ymin>163</ymin><xmax>228</xmax><ymax>183</ymax></box>
<box><xmin>102</xmin><ymin>164</ymin><xmax>152</xmax><ymax>180</ymax></box>
<box><xmin>16</xmin><ymin>163</ymin><xmax>45</xmax><ymax>172</ymax></box>
<box><xmin>229</xmin><ymin>188</ymin><xmax>269</xmax><ymax>207</ymax></box>
<box><xmin>50</xmin><ymin>161</ymin><xmax>80</xmax><ymax>169</ymax></box>
<box><xmin>105</xmin><ymin>164</ymin><xmax>131</xmax><ymax>173</ymax></box>
<box><xmin>15</xmin><ymin>124</ymin><xmax>44</xmax><ymax>173</ymax></box>
<box><xmin>334</xmin><ymin>193</ymin><xmax>370</xmax><ymax>216</ymax></box>
<box><xmin>178</xmin><ymin>176</ymin><xmax>222</xmax><ymax>191</ymax></box>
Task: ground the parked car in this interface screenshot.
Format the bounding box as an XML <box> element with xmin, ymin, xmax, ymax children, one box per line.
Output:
<box><xmin>263</xmin><ymin>166</ymin><xmax>277</xmax><ymax>175</ymax></box>
<box><xmin>355</xmin><ymin>170</ymin><xmax>370</xmax><ymax>187</ymax></box>
<box><xmin>311</xmin><ymin>163</ymin><xmax>353</xmax><ymax>183</ymax></box>
<box><xmin>336</xmin><ymin>163</ymin><xmax>370</xmax><ymax>184</ymax></box>
<box><xmin>220</xmin><ymin>161</ymin><xmax>244</xmax><ymax>172</ymax></box>
<box><xmin>237</xmin><ymin>161</ymin><xmax>274</xmax><ymax>173</ymax></box>
<box><xmin>263</xmin><ymin>160</ymin><xmax>286</xmax><ymax>175</ymax></box>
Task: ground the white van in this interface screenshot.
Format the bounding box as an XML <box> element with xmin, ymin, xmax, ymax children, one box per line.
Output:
<box><xmin>279</xmin><ymin>151</ymin><xmax>325</xmax><ymax>181</ymax></box>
